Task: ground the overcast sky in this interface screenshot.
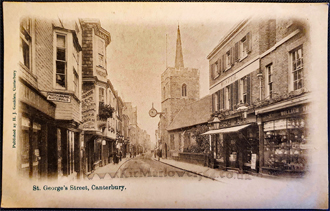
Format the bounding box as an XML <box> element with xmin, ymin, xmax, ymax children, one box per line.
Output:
<box><xmin>9</xmin><ymin>2</ymin><xmax>325</xmax><ymax>145</ymax></box>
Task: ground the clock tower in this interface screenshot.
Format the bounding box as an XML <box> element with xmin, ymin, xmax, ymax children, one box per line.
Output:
<box><xmin>159</xmin><ymin>25</ymin><xmax>200</xmax><ymax>158</ymax></box>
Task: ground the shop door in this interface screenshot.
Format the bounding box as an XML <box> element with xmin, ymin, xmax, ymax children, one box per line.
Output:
<box><xmin>86</xmin><ymin>140</ymin><xmax>94</xmax><ymax>173</ymax></box>
<box><xmin>228</xmin><ymin>139</ymin><xmax>239</xmax><ymax>169</ymax></box>
<box><xmin>30</xmin><ymin>122</ymin><xmax>42</xmax><ymax>179</ymax></box>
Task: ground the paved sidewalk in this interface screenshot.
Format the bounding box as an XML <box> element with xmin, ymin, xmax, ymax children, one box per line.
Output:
<box><xmin>85</xmin><ymin>155</ymin><xmax>139</xmax><ymax>180</ymax></box>
<box><xmin>154</xmin><ymin>157</ymin><xmax>265</xmax><ymax>183</ymax></box>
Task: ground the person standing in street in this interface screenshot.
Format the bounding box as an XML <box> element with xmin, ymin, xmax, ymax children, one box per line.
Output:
<box><xmin>119</xmin><ymin>151</ymin><xmax>122</xmax><ymax>162</ymax></box>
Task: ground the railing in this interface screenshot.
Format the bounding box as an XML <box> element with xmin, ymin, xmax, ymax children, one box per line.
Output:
<box><xmin>178</xmin><ymin>152</ymin><xmax>207</xmax><ymax>166</ymax></box>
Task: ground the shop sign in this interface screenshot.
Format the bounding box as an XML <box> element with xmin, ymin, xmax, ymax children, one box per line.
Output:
<box><xmin>21</xmin><ymin>85</ymin><xmax>55</xmax><ymax>117</ymax></box>
<box><xmin>262</xmin><ymin>105</ymin><xmax>308</xmax><ymax>121</ymax></box>
<box><xmin>82</xmin><ymin>89</ymin><xmax>96</xmax><ymax>127</ymax></box>
<box><xmin>47</xmin><ymin>93</ymin><xmax>71</xmax><ymax>103</ymax></box>
<box><xmin>251</xmin><ymin>154</ymin><xmax>257</xmax><ymax>170</ymax></box>
<box><xmin>263</xmin><ymin>121</ymin><xmax>274</xmax><ymax>131</ymax></box>
<box><xmin>287</xmin><ymin>118</ymin><xmax>305</xmax><ymax>129</ymax></box>
<box><xmin>274</xmin><ymin>119</ymin><xmax>286</xmax><ymax>130</ymax></box>
<box><xmin>280</xmin><ymin>107</ymin><xmax>300</xmax><ymax>116</ymax></box>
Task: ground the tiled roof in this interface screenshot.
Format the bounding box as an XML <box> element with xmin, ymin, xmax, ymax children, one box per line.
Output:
<box><xmin>167</xmin><ymin>95</ymin><xmax>212</xmax><ymax>131</ymax></box>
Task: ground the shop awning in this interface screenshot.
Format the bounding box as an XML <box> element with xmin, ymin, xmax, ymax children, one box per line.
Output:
<box><xmin>201</xmin><ymin>124</ymin><xmax>251</xmax><ymax>135</ymax></box>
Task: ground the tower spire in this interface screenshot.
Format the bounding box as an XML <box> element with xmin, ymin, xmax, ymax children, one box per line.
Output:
<box><xmin>175</xmin><ymin>25</ymin><xmax>184</xmax><ymax>69</ymax></box>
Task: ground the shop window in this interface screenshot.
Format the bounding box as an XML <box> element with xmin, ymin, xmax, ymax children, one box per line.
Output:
<box><xmin>20</xmin><ymin>18</ymin><xmax>31</xmax><ymax>70</ymax></box>
<box><xmin>266</xmin><ymin>64</ymin><xmax>273</xmax><ymax>99</ymax></box>
<box><xmin>73</xmin><ymin>68</ymin><xmax>79</xmax><ymax>96</ymax></box>
<box><xmin>97</xmin><ymin>37</ymin><xmax>105</xmax><ymax>67</ymax></box>
<box><xmin>55</xmin><ymin>34</ymin><xmax>67</xmax><ymax>89</ymax></box>
<box><xmin>182</xmin><ymin>84</ymin><xmax>187</xmax><ymax>97</ymax></box>
<box><xmin>291</xmin><ymin>46</ymin><xmax>303</xmax><ymax>90</ymax></box>
<box><xmin>263</xmin><ymin>118</ymin><xmax>307</xmax><ymax>171</ymax></box>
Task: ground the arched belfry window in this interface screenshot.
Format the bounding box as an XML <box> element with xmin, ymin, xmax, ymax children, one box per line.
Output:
<box><xmin>182</xmin><ymin>84</ymin><xmax>187</xmax><ymax>97</ymax></box>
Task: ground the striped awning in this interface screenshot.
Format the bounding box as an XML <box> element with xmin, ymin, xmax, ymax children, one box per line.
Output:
<box><xmin>201</xmin><ymin>124</ymin><xmax>251</xmax><ymax>135</ymax></box>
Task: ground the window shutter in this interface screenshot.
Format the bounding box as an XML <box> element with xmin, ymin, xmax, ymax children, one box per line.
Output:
<box><xmin>218</xmin><ymin>58</ymin><xmax>222</xmax><ymax>75</ymax></box>
<box><xmin>247</xmin><ymin>32</ymin><xmax>252</xmax><ymax>53</ymax></box>
<box><xmin>235</xmin><ymin>42</ymin><xmax>239</xmax><ymax>62</ymax></box>
<box><xmin>212</xmin><ymin>93</ymin><xmax>215</xmax><ymax>113</ymax></box>
<box><xmin>220</xmin><ymin>89</ymin><xmax>224</xmax><ymax>110</ymax></box>
<box><xmin>217</xmin><ymin>90</ymin><xmax>221</xmax><ymax>111</ymax></box>
<box><xmin>222</xmin><ymin>54</ymin><xmax>226</xmax><ymax>71</ymax></box>
<box><xmin>231</xmin><ymin>47</ymin><xmax>235</xmax><ymax>65</ymax></box>
<box><xmin>233</xmin><ymin>80</ymin><xmax>238</xmax><ymax>107</ymax></box>
<box><xmin>230</xmin><ymin>84</ymin><xmax>234</xmax><ymax>110</ymax></box>
<box><xmin>247</xmin><ymin>74</ymin><xmax>251</xmax><ymax>105</ymax></box>
<box><xmin>210</xmin><ymin>64</ymin><xmax>213</xmax><ymax>79</ymax></box>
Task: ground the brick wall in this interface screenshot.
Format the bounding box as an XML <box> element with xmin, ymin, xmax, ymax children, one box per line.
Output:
<box><xmin>81</xmin><ymin>23</ymin><xmax>94</xmax><ymax>77</ymax></box>
<box><xmin>209</xmin><ymin>20</ymin><xmax>261</xmax><ymax>88</ymax></box>
<box><xmin>260</xmin><ymin>28</ymin><xmax>308</xmax><ymax>100</ymax></box>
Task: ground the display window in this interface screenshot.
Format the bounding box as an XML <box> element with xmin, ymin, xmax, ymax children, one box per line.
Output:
<box><xmin>263</xmin><ymin>117</ymin><xmax>308</xmax><ymax>171</ymax></box>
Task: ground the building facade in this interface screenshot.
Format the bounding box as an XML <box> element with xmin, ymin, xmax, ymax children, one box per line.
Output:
<box><xmin>18</xmin><ymin>17</ymin><xmax>83</xmax><ymax>180</ymax></box>
<box><xmin>80</xmin><ymin>19</ymin><xmax>115</xmax><ymax>174</ymax></box>
<box><xmin>205</xmin><ymin>18</ymin><xmax>310</xmax><ymax>175</ymax></box>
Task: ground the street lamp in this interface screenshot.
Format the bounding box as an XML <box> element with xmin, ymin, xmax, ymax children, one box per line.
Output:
<box><xmin>211</xmin><ymin>117</ymin><xmax>221</xmax><ymax>130</ymax></box>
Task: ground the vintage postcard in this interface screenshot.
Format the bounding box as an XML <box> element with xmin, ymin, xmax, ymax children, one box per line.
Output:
<box><xmin>2</xmin><ymin>2</ymin><xmax>328</xmax><ymax>208</ymax></box>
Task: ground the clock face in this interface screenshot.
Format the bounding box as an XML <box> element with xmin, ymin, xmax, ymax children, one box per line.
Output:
<box><xmin>149</xmin><ymin>108</ymin><xmax>157</xmax><ymax>117</ymax></box>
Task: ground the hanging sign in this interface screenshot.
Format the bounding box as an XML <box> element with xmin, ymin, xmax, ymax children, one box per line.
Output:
<box><xmin>47</xmin><ymin>93</ymin><xmax>71</xmax><ymax>103</ymax></box>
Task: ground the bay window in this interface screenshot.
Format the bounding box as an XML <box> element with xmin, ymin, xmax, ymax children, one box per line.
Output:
<box><xmin>55</xmin><ymin>34</ymin><xmax>67</xmax><ymax>89</ymax></box>
<box><xmin>97</xmin><ymin>37</ymin><xmax>105</xmax><ymax>67</ymax></box>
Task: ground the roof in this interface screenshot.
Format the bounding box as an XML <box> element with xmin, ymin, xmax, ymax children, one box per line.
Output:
<box><xmin>167</xmin><ymin>95</ymin><xmax>212</xmax><ymax>131</ymax></box>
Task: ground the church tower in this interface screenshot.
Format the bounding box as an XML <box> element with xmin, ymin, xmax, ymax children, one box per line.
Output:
<box><xmin>160</xmin><ymin>25</ymin><xmax>200</xmax><ymax>158</ymax></box>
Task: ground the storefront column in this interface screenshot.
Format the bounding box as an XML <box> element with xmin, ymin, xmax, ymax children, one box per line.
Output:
<box><xmin>258</xmin><ymin>120</ymin><xmax>264</xmax><ymax>173</ymax></box>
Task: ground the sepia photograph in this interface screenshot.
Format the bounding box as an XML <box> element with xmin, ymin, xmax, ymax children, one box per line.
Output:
<box><xmin>2</xmin><ymin>2</ymin><xmax>328</xmax><ymax>208</ymax></box>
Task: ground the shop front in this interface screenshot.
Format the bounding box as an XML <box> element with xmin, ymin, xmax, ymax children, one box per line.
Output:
<box><xmin>258</xmin><ymin>104</ymin><xmax>309</xmax><ymax>176</ymax></box>
<box><xmin>203</xmin><ymin>116</ymin><xmax>259</xmax><ymax>173</ymax></box>
<box><xmin>18</xmin><ymin>82</ymin><xmax>57</xmax><ymax>179</ymax></box>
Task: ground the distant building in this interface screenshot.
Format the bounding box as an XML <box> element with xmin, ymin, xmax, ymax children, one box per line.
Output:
<box><xmin>160</xmin><ymin>26</ymin><xmax>200</xmax><ymax>158</ymax></box>
<box><xmin>167</xmin><ymin>95</ymin><xmax>212</xmax><ymax>164</ymax></box>
<box><xmin>80</xmin><ymin>19</ymin><xmax>114</xmax><ymax>173</ymax></box>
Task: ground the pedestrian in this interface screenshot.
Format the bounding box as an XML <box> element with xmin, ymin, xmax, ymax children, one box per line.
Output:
<box><xmin>157</xmin><ymin>149</ymin><xmax>161</xmax><ymax>161</ymax></box>
<box><xmin>113</xmin><ymin>150</ymin><xmax>118</xmax><ymax>164</ymax></box>
<box><xmin>119</xmin><ymin>151</ymin><xmax>122</xmax><ymax>162</ymax></box>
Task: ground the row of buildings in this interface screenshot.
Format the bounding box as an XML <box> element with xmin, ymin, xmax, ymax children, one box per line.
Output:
<box><xmin>18</xmin><ymin>17</ymin><xmax>150</xmax><ymax>180</ymax></box>
<box><xmin>157</xmin><ymin>17</ymin><xmax>310</xmax><ymax>176</ymax></box>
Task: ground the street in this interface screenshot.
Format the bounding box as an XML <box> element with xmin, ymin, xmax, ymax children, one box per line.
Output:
<box><xmin>86</xmin><ymin>152</ymin><xmax>215</xmax><ymax>182</ymax></box>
